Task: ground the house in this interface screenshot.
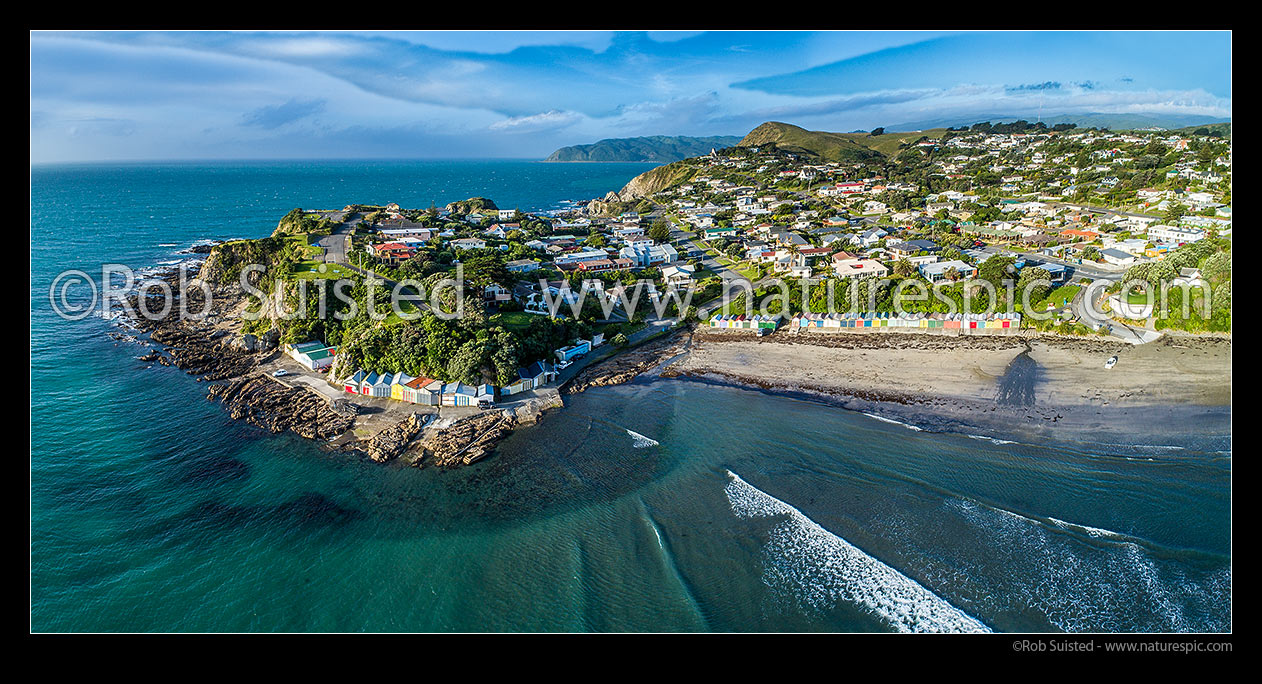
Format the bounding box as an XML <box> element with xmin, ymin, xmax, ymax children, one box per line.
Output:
<box><xmin>660</xmin><ymin>263</ymin><xmax>697</xmax><ymax>286</ymax></box>
<box><xmin>1148</xmin><ymin>225</ymin><xmax>1206</xmax><ymax>245</ymax></box>
<box><xmin>1173</xmin><ymin>268</ymin><xmax>1206</xmax><ymax>288</ymax></box>
<box><xmin>343</xmin><ymin>369</ymin><xmax>366</xmax><ymax>394</ymax></box>
<box><xmin>1100</xmin><ymin>248</ymin><xmax>1138</xmax><ymax>267</ymax></box>
<box><xmin>449</xmin><ymin>237</ymin><xmax>487</xmax><ymax>250</ymax></box>
<box><xmin>483</xmin><ymin>283</ymin><xmax>512</xmax><ymax>301</ymax></box>
<box><xmin>523</xmin><ymin>281</ymin><xmax>579</xmax><ymax>314</ymax></box>
<box><xmin>554</xmin><ymin>249</ymin><xmax>611</xmax><ymax>267</ymax></box>
<box><xmin>704</xmin><ymin>227</ymin><xmax>738</xmax><ymax>240</ymax></box>
<box><xmin>1060</xmin><ymin>229</ymin><xmax>1100</xmax><ymax>241</ymax></box>
<box><xmin>371</xmin><ymin>242</ymin><xmax>416</xmax><ymax>265</ymax></box>
<box><xmin>619</xmin><ymin>242</ymin><xmax>678</xmax><ymax>267</ymax></box>
<box><xmin>919</xmin><ymin>260</ymin><xmax>977</xmax><ymax>282</ymax></box>
<box><xmin>506</xmin><ymin>259</ymin><xmax>541</xmax><ymax>273</ymax></box>
<box><xmin>577</xmin><ymin>257</ymin><xmax>635</xmax><ymax>273</ymax></box>
<box><xmin>380</xmin><ymin>227</ymin><xmax>434</xmax><ymax>242</ymax></box>
<box><xmin>856</xmin><ymin>228</ymin><xmax>888</xmax><ymax>248</ymax></box>
<box><xmin>832</xmin><ymin>254</ymin><xmax>890</xmax><ymax>280</ymax></box>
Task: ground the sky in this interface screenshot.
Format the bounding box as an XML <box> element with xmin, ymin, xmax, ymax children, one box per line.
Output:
<box><xmin>30</xmin><ymin>30</ymin><xmax>1232</xmax><ymax>163</ymax></box>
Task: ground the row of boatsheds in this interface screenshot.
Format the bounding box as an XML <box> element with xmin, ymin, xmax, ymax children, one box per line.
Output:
<box><xmin>340</xmin><ymin>360</ymin><xmax>558</xmax><ymax>407</ymax></box>
<box><xmin>789</xmin><ymin>311</ymin><xmax>1022</xmax><ymax>332</ymax></box>
<box><xmin>343</xmin><ymin>371</ymin><xmax>494</xmax><ymax>407</ymax></box>
<box><xmin>707</xmin><ymin>314</ymin><xmax>781</xmax><ymax>330</ymax></box>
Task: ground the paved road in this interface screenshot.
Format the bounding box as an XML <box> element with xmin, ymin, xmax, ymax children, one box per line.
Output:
<box><xmin>1070</xmin><ymin>279</ymin><xmax>1162</xmax><ymax>344</ymax></box>
<box><xmin>316</xmin><ymin>215</ymin><xmax>430</xmax><ymax>309</ymax></box>
<box><xmin>315</xmin><ymin>215</ymin><xmax>358</xmax><ymax>265</ymax></box>
<box><xmin>553</xmin><ymin>317</ymin><xmax>680</xmax><ymax>385</ymax></box>
<box><xmin>973</xmin><ymin>244</ymin><xmax>1125</xmax><ymax>282</ymax></box>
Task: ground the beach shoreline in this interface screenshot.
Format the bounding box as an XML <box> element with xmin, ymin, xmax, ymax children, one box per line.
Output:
<box><xmin>119</xmin><ymin>257</ymin><xmax>1231</xmax><ymax>462</ymax></box>
<box><xmin>658</xmin><ymin>328</ymin><xmax>1231</xmax><ymax>446</ymax></box>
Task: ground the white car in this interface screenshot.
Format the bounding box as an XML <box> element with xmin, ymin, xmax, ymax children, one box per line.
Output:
<box><xmin>1104</xmin><ymin>355</ymin><xmax>1118</xmax><ymax>370</ymax></box>
<box><xmin>272</xmin><ymin>369</ymin><xmax>288</xmax><ymax>377</ymax></box>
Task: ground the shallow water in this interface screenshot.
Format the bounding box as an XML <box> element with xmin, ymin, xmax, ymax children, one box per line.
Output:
<box><xmin>31</xmin><ymin>161</ymin><xmax>1231</xmax><ymax>632</ymax></box>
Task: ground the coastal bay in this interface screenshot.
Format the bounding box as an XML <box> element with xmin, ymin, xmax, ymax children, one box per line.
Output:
<box><xmin>31</xmin><ymin>161</ymin><xmax>1231</xmax><ymax>633</ymax></box>
<box><xmin>664</xmin><ymin>329</ymin><xmax>1231</xmax><ymax>444</ymax></box>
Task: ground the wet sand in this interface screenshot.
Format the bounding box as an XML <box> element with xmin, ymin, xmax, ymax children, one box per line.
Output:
<box><xmin>662</xmin><ymin>329</ymin><xmax>1231</xmax><ymax>444</ymax></box>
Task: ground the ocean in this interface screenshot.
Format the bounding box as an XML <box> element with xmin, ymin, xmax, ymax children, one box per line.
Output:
<box><xmin>30</xmin><ymin>160</ymin><xmax>1231</xmax><ymax>632</ymax></box>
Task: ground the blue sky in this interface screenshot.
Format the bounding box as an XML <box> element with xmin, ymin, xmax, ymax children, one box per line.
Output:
<box><xmin>30</xmin><ymin>30</ymin><xmax>1231</xmax><ymax>163</ymax></box>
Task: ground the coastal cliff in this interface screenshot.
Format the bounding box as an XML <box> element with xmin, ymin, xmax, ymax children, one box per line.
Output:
<box><xmin>586</xmin><ymin>161</ymin><xmax>697</xmax><ymax>215</ymax></box>
<box><xmin>546</xmin><ymin>135</ymin><xmax>740</xmax><ymax>162</ymax></box>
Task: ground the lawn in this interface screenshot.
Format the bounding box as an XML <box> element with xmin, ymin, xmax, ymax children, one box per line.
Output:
<box><xmin>382</xmin><ymin>300</ymin><xmax>423</xmax><ymax>326</ymax></box>
<box><xmin>490</xmin><ymin>310</ymin><xmax>543</xmax><ymax>331</ymax></box>
<box><xmin>1030</xmin><ymin>284</ymin><xmax>1080</xmax><ymax>311</ymax></box>
<box><xmin>283</xmin><ymin>233</ymin><xmax>325</xmax><ymax>259</ymax></box>
<box><xmin>290</xmin><ymin>260</ymin><xmax>357</xmax><ymax>280</ymax></box>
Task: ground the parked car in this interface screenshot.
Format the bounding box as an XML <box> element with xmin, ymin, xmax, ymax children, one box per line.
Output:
<box><xmin>272</xmin><ymin>369</ymin><xmax>288</xmax><ymax>377</ymax></box>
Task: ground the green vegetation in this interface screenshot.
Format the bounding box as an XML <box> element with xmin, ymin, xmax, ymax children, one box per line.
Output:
<box><xmin>546</xmin><ymin>135</ymin><xmax>741</xmax><ymax>162</ymax></box>
<box><xmin>737</xmin><ymin>121</ymin><xmax>948</xmax><ymax>162</ymax></box>
<box><xmin>444</xmin><ymin>197</ymin><xmax>499</xmax><ymax>215</ymax></box>
<box><xmin>272</xmin><ymin>208</ymin><xmax>336</xmax><ymax>238</ymax></box>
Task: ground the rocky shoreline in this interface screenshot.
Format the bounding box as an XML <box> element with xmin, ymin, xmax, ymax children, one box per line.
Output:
<box><xmin>562</xmin><ymin>325</ymin><xmax>692</xmax><ymax>394</ymax></box>
<box><xmin>116</xmin><ymin>263</ymin><xmax>563</xmax><ymax>469</ymax></box>
<box><xmin>116</xmin><ymin>257</ymin><xmax>1230</xmax><ymax>466</ymax></box>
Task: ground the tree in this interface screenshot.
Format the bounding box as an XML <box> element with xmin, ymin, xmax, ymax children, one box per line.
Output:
<box><xmin>870</xmin><ymin>127</ymin><xmax>885</xmax><ymax>136</ymax></box>
<box><xmin>648</xmin><ymin>219</ymin><xmax>672</xmax><ymax>244</ymax></box>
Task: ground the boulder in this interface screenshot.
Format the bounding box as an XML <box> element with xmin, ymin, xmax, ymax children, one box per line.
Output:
<box><xmin>228</xmin><ymin>333</ymin><xmax>258</xmax><ymax>353</ymax></box>
<box><xmin>259</xmin><ymin>328</ymin><xmax>280</xmax><ymax>351</ymax></box>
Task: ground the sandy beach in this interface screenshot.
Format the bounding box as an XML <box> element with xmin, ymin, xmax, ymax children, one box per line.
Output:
<box><xmin>663</xmin><ymin>329</ymin><xmax>1232</xmax><ymax>442</ymax></box>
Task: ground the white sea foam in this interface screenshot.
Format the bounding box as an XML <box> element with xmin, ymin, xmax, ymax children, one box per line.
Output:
<box><xmin>944</xmin><ymin>497</ymin><xmax>1226</xmax><ymax>632</ymax></box>
<box><xmin>1046</xmin><ymin>515</ymin><xmax>1131</xmax><ymax>542</ymax></box>
<box><xmin>626</xmin><ymin>429</ymin><xmax>659</xmax><ymax>448</ymax></box>
<box><xmin>965</xmin><ymin>434</ymin><xmax>1017</xmax><ymax>445</ymax></box>
<box><xmin>724</xmin><ymin>470</ymin><xmax>990</xmax><ymax>633</ymax></box>
<box><xmin>861</xmin><ymin>412</ymin><xmax>922</xmax><ymax>431</ymax></box>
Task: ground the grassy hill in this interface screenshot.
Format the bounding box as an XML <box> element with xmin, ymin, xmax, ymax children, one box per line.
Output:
<box><xmin>1166</xmin><ymin>122</ymin><xmax>1232</xmax><ymax>139</ymax></box>
<box><xmin>737</xmin><ymin>121</ymin><xmax>947</xmax><ymax>162</ymax></box>
<box><xmin>545</xmin><ymin>135</ymin><xmax>742</xmax><ymax>162</ymax></box>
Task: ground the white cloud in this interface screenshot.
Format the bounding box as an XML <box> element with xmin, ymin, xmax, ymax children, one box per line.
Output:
<box><xmin>488</xmin><ymin>110</ymin><xmax>582</xmax><ymax>134</ymax></box>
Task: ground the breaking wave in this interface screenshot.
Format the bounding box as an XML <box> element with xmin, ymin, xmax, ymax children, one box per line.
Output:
<box><xmin>943</xmin><ymin>497</ymin><xmax>1230</xmax><ymax>632</ymax></box>
<box><xmin>626</xmin><ymin>429</ymin><xmax>659</xmax><ymax>448</ymax></box>
<box><xmin>724</xmin><ymin>470</ymin><xmax>990</xmax><ymax>633</ymax></box>
<box><xmin>861</xmin><ymin>412</ymin><xmax>923</xmax><ymax>431</ymax></box>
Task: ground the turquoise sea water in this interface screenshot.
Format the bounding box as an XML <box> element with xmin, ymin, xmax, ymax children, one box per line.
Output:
<box><xmin>30</xmin><ymin>161</ymin><xmax>1231</xmax><ymax>632</ymax></box>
